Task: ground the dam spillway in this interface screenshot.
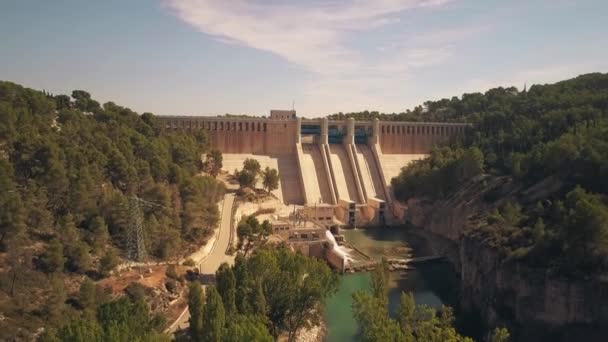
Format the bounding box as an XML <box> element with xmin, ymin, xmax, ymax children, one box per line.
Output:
<box><xmin>355</xmin><ymin>144</ymin><xmax>386</xmax><ymax>201</ymax></box>
<box><xmin>328</xmin><ymin>144</ymin><xmax>361</xmax><ymax>204</ymax></box>
<box><xmin>299</xmin><ymin>144</ymin><xmax>334</xmax><ymax>205</ymax></box>
<box><xmin>157</xmin><ymin>110</ymin><xmax>469</xmax><ymax>226</ymax></box>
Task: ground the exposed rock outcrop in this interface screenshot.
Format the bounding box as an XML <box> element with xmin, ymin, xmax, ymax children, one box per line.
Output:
<box><xmin>405</xmin><ymin>174</ymin><xmax>608</xmax><ymax>340</ymax></box>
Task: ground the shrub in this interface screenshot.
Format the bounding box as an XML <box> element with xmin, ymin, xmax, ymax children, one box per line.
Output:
<box><xmin>98</xmin><ymin>250</ymin><xmax>119</xmax><ymax>277</ymax></box>
<box><xmin>182</xmin><ymin>258</ymin><xmax>196</xmax><ymax>267</ymax></box>
<box><xmin>166</xmin><ymin>264</ymin><xmax>179</xmax><ymax>280</ymax></box>
<box><xmin>165</xmin><ymin>279</ymin><xmax>178</xmax><ymax>294</ymax></box>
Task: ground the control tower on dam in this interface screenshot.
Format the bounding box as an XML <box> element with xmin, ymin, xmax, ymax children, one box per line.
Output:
<box><xmin>156</xmin><ymin>110</ymin><xmax>469</xmax><ymax>226</ymax></box>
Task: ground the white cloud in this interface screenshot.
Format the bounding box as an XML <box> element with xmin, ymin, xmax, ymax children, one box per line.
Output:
<box><xmin>164</xmin><ymin>0</ymin><xmax>472</xmax><ymax>115</ymax></box>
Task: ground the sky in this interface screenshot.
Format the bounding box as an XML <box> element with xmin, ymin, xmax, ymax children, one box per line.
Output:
<box><xmin>1</xmin><ymin>0</ymin><xmax>607</xmax><ymax>117</ymax></box>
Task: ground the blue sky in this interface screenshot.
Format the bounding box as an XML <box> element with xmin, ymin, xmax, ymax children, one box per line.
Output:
<box><xmin>1</xmin><ymin>0</ymin><xmax>607</xmax><ymax>117</ymax></box>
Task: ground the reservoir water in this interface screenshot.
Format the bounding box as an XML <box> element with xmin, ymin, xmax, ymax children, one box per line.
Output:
<box><xmin>324</xmin><ymin>228</ymin><xmax>460</xmax><ymax>341</ymax></box>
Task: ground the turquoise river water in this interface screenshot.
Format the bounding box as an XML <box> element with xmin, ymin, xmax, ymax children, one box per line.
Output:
<box><xmin>324</xmin><ymin>228</ymin><xmax>461</xmax><ymax>341</ymax></box>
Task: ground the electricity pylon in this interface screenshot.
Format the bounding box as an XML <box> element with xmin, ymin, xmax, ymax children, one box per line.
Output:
<box><xmin>126</xmin><ymin>196</ymin><xmax>166</xmax><ymax>262</ymax></box>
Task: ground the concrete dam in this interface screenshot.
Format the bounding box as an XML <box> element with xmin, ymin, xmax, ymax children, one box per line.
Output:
<box><xmin>157</xmin><ymin>110</ymin><xmax>469</xmax><ymax>226</ymax></box>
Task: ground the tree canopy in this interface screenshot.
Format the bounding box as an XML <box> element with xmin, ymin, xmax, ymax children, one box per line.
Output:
<box><xmin>0</xmin><ymin>81</ymin><xmax>224</xmax><ymax>339</ymax></box>
<box><xmin>188</xmin><ymin>247</ymin><xmax>339</xmax><ymax>341</ymax></box>
<box><xmin>386</xmin><ymin>73</ymin><xmax>608</xmax><ymax>275</ymax></box>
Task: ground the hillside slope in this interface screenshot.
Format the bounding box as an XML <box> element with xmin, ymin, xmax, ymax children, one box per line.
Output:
<box><xmin>0</xmin><ymin>82</ymin><xmax>224</xmax><ymax>339</ymax></box>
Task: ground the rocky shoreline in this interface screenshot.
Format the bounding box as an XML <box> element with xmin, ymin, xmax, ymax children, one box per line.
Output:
<box><xmin>404</xmin><ymin>175</ymin><xmax>608</xmax><ymax>341</ymax></box>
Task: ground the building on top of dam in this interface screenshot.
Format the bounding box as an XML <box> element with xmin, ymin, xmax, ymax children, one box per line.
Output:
<box><xmin>156</xmin><ymin>110</ymin><xmax>470</xmax><ymax>227</ymax></box>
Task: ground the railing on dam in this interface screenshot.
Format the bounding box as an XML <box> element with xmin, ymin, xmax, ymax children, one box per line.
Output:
<box><xmin>156</xmin><ymin>115</ymin><xmax>470</xmax><ymax>136</ymax></box>
<box><xmin>154</xmin><ymin>114</ymin><xmax>471</xmax><ymax>155</ymax></box>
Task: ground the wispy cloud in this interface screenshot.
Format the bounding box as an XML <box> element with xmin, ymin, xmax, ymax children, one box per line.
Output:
<box><xmin>164</xmin><ymin>0</ymin><xmax>486</xmax><ymax>114</ymax></box>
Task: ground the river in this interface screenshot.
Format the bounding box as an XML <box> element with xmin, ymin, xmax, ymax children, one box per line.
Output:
<box><xmin>324</xmin><ymin>228</ymin><xmax>464</xmax><ymax>341</ymax></box>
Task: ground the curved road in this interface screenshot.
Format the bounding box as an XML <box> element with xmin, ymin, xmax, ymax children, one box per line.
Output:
<box><xmin>168</xmin><ymin>193</ymin><xmax>236</xmax><ymax>333</ymax></box>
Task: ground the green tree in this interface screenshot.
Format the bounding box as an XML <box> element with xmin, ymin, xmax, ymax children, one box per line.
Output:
<box><xmin>352</xmin><ymin>290</ymin><xmax>403</xmax><ymax>342</ymax></box>
<box><xmin>501</xmin><ymin>202</ymin><xmax>525</xmax><ymax>226</ymax></box>
<box><xmin>233</xmin><ymin>253</ymin><xmax>252</xmax><ymax>314</ymax></box>
<box><xmin>488</xmin><ymin>327</ymin><xmax>510</xmax><ymax>342</ymax></box>
<box><xmin>371</xmin><ymin>258</ymin><xmax>389</xmax><ymax>303</ymax></box>
<box><xmin>251</xmin><ymin>280</ymin><xmax>267</xmax><ymax>317</ymax></box>
<box><xmin>78</xmin><ymin>278</ymin><xmax>98</xmax><ymax>316</ymax></box>
<box><xmin>532</xmin><ymin>218</ymin><xmax>546</xmax><ymax>243</ymax></box>
<box><xmin>95</xmin><ymin>296</ymin><xmax>166</xmax><ymax>341</ymax></box>
<box><xmin>54</xmin><ymin>318</ymin><xmax>104</xmax><ymax>342</ymax></box>
<box><xmin>224</xmin><ymin>315</ymin><xmax>272</xmax><ymax>342</ymax></box>
<box><xmin>0</xmin><ymin>160</ymin><xmax>24</xmax><ymax>249</ymax></box>
<box><xmin>54</xmin><ymin>94</ymin><xmax>71</xmax><ymax>110</ymax></box>
<box><xmin>203</xmin><ymin>149</ymin><xmax>223</xmax><ymax>178</ymax></box>
<box><xmin>87</xmin><ymin>215</ymin><xmax>109</xmax><ymax>252</ymax></box>
<box><xmin>40</xmin><ymin>238</ymin><xmax>66</xmax><ymax>273</ymax></box>
<box><xmin>202</xmin><ymin>286</ymin><xmax>225</xmax><ymax>342</ymax></box>
<box><xmin>236</xmin><ymin>220</ymin><xmax>253</xmax><ymax>251</ymax></box>
<box><xmin>235</xmin><ymin>169</ymin><xmax>257</xmax><ymax>189</ymax></box>
<box><xmin>43</xmin><ymin>275</ymin><xmax>67</xmax><ymax>325</ymax></box>
<box><xmin>260</xmin><ymin>220</ymin><xmax>272</xmax><ymax>239</ymax></box>
<box><xmin>396</xmin><ymin>292</ymin><xmax>416</xmax><ymax>336</ymax></box>
<box><xmin>562</xmin><ymin>187</ymin><xmax>608</xmax><ymax>261</ymax></box>
<box><xmin>216</xmin><ymin>263</ymin><xmax>237</xmax><ymax>315</ymax></box>
<box><xmin>188</xmin><ymin>282</ymin><xmax>205</xmax><ymax>342</ymax></box>
<box><xmin>98</xmin><ymin>249</ymin><xmax>119</xmax><ymax>277</ymax></box>
<box><xmin>262</xmin><ymin>167</ymin><xmax>280</xmax><ymax>194</ymax></box>
<box><xmin>243</xmin><ymin>158</ymin><xmax>261</xmax><ymax>175</ymax></box>
<box><xmin>66</xmin><ymin>241</ymin><xmax>92</xmax><ymax>273</ymax></box>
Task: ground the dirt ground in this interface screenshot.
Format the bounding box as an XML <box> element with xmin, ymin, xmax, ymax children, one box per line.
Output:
<box><xmin>98</xmin><ymin>265</ymin><xmax>171</xmax><ymax>295</ymax></box>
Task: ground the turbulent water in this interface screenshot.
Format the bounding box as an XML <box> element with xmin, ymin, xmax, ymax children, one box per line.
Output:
<box><xmin>324</xmin><ymin>228</ymin><xmax>460</xmax><ymax>342</ymax></box>
<box><xmin>325</xmin><ymin>229</ymin><xmax>353</xmax><ymax>265</ymax></box>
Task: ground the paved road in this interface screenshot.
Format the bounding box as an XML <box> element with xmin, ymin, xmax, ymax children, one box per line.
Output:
<box><xmin>168</xmin><ymin>193</ymin><xmax>236</xmax><ymax>333</ymax></box>
<box><xmin>199</xmin><ymin>193</ymin><xmax>236</xmax><ymax>274</ymax></box>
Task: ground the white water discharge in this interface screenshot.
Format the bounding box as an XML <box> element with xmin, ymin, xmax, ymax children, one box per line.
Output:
<box><xmin>325</xmin><ymin>230</ymin><xmax>352</xmax><ymax>265</ymax></box>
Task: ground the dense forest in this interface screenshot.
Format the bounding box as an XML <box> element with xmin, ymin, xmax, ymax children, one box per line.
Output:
<box><xmin>383</xmin><ymin>73</ymin><xmax>608</xmax><ymax>275</ymax></box>
<box><xmin>185</xmin><ymin>247</ymin><xmax>338</xmax><ymax>342</ymax></box>
<box><xmin>0</xmin><ymin>82</ymin><xmax>224</xmax><ymax>339</ymax></box>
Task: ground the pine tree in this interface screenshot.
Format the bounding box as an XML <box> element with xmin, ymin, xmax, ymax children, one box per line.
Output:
<box><xmin>216</xmin><ymin>263</ymin><xmax>237</xmax><ymax>315</ymax></box>
<box><xmin>202</xmin><ymin>286</ymin><xmax>226</xmax><ymax>342</ymax></box>
<box><xmin>251</xmin><ymin>281</ymin><xmax>267</xmax><ymax>317</ymax></box>
<box><xmin>87</xmin><ymin>215</ymin><xmax>109</xmax><ymax>252</ymax></box>
<box><xmin>78</xmin><ymin>278</ymin><xmax>98</xmax><ymax>317</ymax></box>
<box><xmin>40</xmin><ymin>238</ymin><xmax>66</xmax><ymax>273</ymax></box>
<box><xmin>188</xmin><ymin>282</ymin><xmax>205</xmax><ymax>342</ymax></box>
<box><xmin>98</xmin><ymin>249</ymin><xmax>119</xmax><ymax>277</ymax></box>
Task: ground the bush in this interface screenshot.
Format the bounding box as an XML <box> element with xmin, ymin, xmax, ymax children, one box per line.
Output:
<box><xmin>124</xmin><ymin>282</ymin><xmax>152</xmax><ymax>302</ymax></box>
<box><xmin>98</xmin><ymin>250</ymin><xmax>119</xmax><ymax>277</ymax></box>
<box><xmin>166</xmin><ymin>264</ymin><xmax>179</xmax><ymax>280</ymax></box>
<box><xmin>165</xmin><ymin>279</ymin><xmax>178</xmax><ymax>294</ymax></box>
<box><xmin>182</xmin><ymin>258</ymin><xmax>196</xmax><ymax>267</ymax></box>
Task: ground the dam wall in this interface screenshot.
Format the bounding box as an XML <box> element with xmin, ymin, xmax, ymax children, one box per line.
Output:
<box><xmin>158</xmin><ymin>115</ymin><xmax>298</xmax><ymax>155</ymax></box>
<box><xmin>156</xmin><ymin>111</ymin><xmax>469</xmax><ymax>227</ymax></box>
<box><xmin>378</xmin><ymin>121</ymin><xmax>466</xmax><ymax>154</ymax></box>
<box><xmin>157</xmin><ymin>115</ymin><xmax>468</xmax><ymax>156</ymax></box>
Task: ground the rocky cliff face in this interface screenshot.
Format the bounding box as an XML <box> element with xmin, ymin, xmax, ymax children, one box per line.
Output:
<box><xmin>460</xmin><ymin>236</ymin><xmax>608</xmax><ymax>338</ymax></box>
<box><xmin>405</xmin><ymin>175</ymin><xmax>608</xmax><ymax>340</ymax></box>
